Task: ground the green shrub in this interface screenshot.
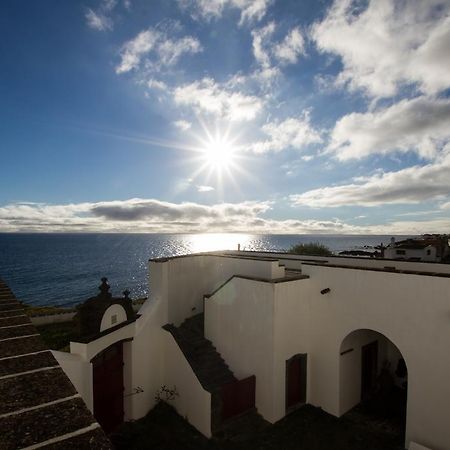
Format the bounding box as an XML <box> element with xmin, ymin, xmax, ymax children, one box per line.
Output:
<box><xmin>289</xmin><ymin>242</ymin><xmax>332</xmax><ymax>256</ymax></box>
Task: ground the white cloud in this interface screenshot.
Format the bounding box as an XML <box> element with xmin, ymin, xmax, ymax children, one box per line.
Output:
<box><xmin>329</xmin><ymin>96</ymin><xmax>450</xmax><ymax>160</ymax></box>
<box><xmin>238</xmin><ymin>0</ymin><xmax>271</xmax><ymax>24</ymax></box>
<box><xmin>116</xmin><ymin>29</ymin><xmax>159</xmax><ymax>73</ymax></box>
<box><xmin>85</xmin><ymin>8</ymin><xmax>113</xmax><ymax>31</ymax></box>
<box><xmin>274</xmin><ymin>27</ymin><xmax>305</xmax><ymax>65</ymax></box>
<box><xmin>147</xmin><ymin>79</ymin><xmax>168</xmax><ymax>90</ymax></box>
<box><xmin>173</xmin><ymin>77</ymin><xmax>263</xmax><ymax>121</ymax></box>
<box><xmin>173</xmin><ymin>120</ymin><xmax>192</xmax><ymax>131</ymax></box>
<box><xmin>156</xmin><ymin>36</ymin><xmax>202</xmax><ymax>66</ymax></box>
<box><xmin>251</xmin><ymin>22</ymin><xmax>275</xmax><ymax>68</ymax></box>
<box><xmin>116</xmin><ymin>27</ymin><xmax>202</xmax><ymax>74</ymax></box>
<box><xmin>312</xmin><ymin>0</ymin><xmax>450</xmax><ymax>98</ymax></box>
<box><xmin>290</xmin><ymin>152</ymin><xmax>450</xmax><ymax>208</ymax></box>
<box><xmin>252</xmin><ymin>23</ymin><xmax>305</xmax><ymax>68</ymax></box>
<box><xmin>177</xmin><ymin>0</ymin><xmax>271</xmax><ymax>25</ymax></box>
<box><xmin>249</xmin><ymin>113</ymin><xmax>322</xmax><ymax>153</ymax></box>
<box><xmin>1</xmin><ymin>198</ymin><xmax>449</xmax><ymax>234</ymax></box>
<box><xmin>85</xmin><ymin>0</ymin><xmax>118</xmax><ymax>31</ymax></box>
<box><xmin>197</xmin><ymin>185</ymin><xmax>215</xmax><ymax>192</ymax></box>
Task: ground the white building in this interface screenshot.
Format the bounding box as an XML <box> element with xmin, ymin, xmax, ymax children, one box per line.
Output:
<box><xmin>384</xmin><ymin>236</ymin><xmax>449</xmax><ymax>262</ymax></box>
<box><xmin>54</xmin><ymin>251</ymin><xmax>450</xmax><ymax>450</ymax></box>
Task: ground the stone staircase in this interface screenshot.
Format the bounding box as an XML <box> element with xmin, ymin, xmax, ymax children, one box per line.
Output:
<box><xmin>163</xmin><ymin>313</ymin><xmax>237</xmax><ymax>393</ymax></box>
<box><xmin>163</xmin><ymin>313</ymin><xmax>266</xmax><ymax>434</ymax></box>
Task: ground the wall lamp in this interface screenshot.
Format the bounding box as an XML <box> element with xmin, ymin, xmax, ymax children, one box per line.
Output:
<box><xmin>320</xmin><ymin>288</ymin><xmax>331</xmax><ymax>295</ymax></box>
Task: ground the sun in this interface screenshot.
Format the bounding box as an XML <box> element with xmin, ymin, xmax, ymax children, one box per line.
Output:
<box><xmin>202</xmin><ymin>137</ymin><xmax>236</xmax><ymax>171</ymax></box>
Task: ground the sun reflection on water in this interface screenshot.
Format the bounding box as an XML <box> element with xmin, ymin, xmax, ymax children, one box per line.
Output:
<box><xmin>185</xmin><ymin>233</ymin><xmax>252</xmax><ymax>253</ymax></box>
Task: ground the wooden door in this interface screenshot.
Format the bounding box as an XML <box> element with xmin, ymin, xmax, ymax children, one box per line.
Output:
<box><xmin>361</xmin><ymin>340</ymin><xmax>378</xmax><ymax>401</ymax></box>
<box><xmin>286</xmin><ymin>354</ymin><xmax>307</xmax><ymax>410</ymax></box>
<box><xmin>221</xmin><ymin>375</ymin><xmax>256</xmax><ymax>421</ymax></box>
<box><xmin>92</xmin><ymin>342</ymin><xmax>124</xmax><ymax>433</ymax></box>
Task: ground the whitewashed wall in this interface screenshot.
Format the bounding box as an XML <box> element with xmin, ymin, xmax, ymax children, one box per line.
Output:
<box><xmin>100</xmin><ymin>304</ymin><xmax>127</xmax><ymax>332</ymax></box>
<box><xmin>52</xmin><ymin>350</ymin><xmax>93</xmax><ymax>411</ymax></box>
<box><xmin>272</xmin><ymin>278</ymin><xmax>311</xmax><ymax>421</ymax></box>
<box><xmin>384</xmin><ymin>246</ymin><xmax>437</xmax><ymax>262</ymax></box>
<box><xmin>166</xmin><ymin>255</ymin><xmax>283</xmax><ymax>326</ymax></box>
<box><xmin>163</xmin><ymin>331</ymin><xmax>212</xmax><ymax>437</ymax></box>
<box><xmin>292</xmin><ymin>264</ymin><xmax>450</xmax><ymax>450</ymax></box>
<box><xmin>205</xmin><ymin>277</ymin><xmax>276</xmax><ymax>421</ymax></box>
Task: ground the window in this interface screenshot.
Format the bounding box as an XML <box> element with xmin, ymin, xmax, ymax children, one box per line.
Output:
<box><xmin>396</xmin><ymin>250</ymin><xmax>406</xmax><ymax>255</ymax></box>
<box><xmin>426</xmin><ymin>249</ymin><xmax>431</xmax><ymax>255</ymax></box>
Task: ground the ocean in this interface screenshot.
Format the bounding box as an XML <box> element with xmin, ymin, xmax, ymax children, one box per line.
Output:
<box><xmin>0</xmin><ymin>233</ymin><xmax>411</xmax><ymax>308</ymax></box>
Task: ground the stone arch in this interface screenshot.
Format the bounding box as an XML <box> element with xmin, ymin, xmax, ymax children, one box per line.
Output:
<box><xmin>339</xmin><ymin>328</ymin><xmax>408</xmax><ymax>433</ymax></box>
<box><xmin>339</xmin><ymin>328</ymin><xmax>408</xmax><ymax>415</ymax></box>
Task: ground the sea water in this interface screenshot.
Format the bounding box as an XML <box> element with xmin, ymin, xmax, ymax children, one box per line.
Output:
<box><xmin>0</xmin><ymin>233</ymin><xmax>410</xmax><ymax>307</ymax></box>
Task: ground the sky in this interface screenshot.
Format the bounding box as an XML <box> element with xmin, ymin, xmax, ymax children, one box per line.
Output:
<box><xmin>1</xmin><ymin>0</ymin><xmax>450</xmax><ymax>234</ymax></box>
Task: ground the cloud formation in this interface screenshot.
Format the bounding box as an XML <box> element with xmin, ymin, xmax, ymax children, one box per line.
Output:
<box><xmin>85</xmin><ymin>0</ymin><xmax>117</xmax><ymax>31</ymax></box>
<box><xmin>252</xmin><ymin>23</ymin><xmax>305</xmax><ymax>68</ymax></box>
<box><xmin>249</xmin><ymin>113</ymin><xmax>322</xmax><ymax>153</ymax></box>
<box><xmin>116</xmin><ymin>25</ymin><xmax>202</xmax><ymax>74</ymax></box>
<box><xmin>291</xmin><ymin>151</ymin><xmax>450</xmax><ymax>207</ymax></box>
<box><xmin>173</xmin><ymin>77</ymin><xmax>263</xmax><ymax>121</ymax></box>
<box><xmin>312</xmin><ymin>0</ymin><xmax>450</xmax><ymax>98</ymax></box>
<box><xmin>1</xmin><ymin>198</ymin><xmax>450</xmax><ymax>234</ymax></box>
<box><xmin>328</xmin><ymin>96</ymin><xmax>450</xmax><ymax>160</ymax></box>
<box><xmin>178</xmin><ymin>0</ymin><xmax>272</xmax><ymax>25</ymax></box>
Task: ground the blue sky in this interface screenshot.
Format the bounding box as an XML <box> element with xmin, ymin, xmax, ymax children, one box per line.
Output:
<box><xmin>1</xmin><ymin>0</ymin><xmax>449</xmax><ymax>233</ymax></box>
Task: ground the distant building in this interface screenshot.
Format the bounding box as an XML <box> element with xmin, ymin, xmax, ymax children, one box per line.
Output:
<box><xmin>55</xmin><ymin>252</ymin><xmax>450</xmax><ymax>450</ymax></box>
<box><xmin>384</xmin><ymin>235</ymin><xmax>450</xmax><ymax>262</ymax></box>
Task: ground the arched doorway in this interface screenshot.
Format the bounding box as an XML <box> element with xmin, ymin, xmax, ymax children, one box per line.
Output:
<box><xmin>92</xmin><ymin>341</ymin><xmax>124</xmax><ymax>433</ymax></box>
<box><xmin>339</xmin><ymin>330</ymin><xmax>407</xmax><ymax>433</ymax></box>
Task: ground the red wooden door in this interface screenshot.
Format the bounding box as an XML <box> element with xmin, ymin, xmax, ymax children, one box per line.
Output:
<box><xmin>221</xmin><ymin>376</ymin><xmax>256</xmax><ymax>421</ymax></box>
<box><xmin>286</xmin><ymin>354</ymin><xmax>307</xmax><ymax>409</ymax></box>
<box><xmin>93</xmin><ymin>342</ymin><xmax>124</xmax><ymax>433</ymax></box>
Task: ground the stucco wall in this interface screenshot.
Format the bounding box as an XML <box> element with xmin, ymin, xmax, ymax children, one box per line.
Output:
<box><xmin>100</xmin><ymin>304</ymin><xmax>127</xmax><ymax>332</ymax></box>
<box><xmin>205</xmin><ymin>277</ymin><xmax>276</xmax><ymax>421</ymax></box>
<box><xmin>166</xmin><ymin>255</ymin><xmax>283</xmax><ymax>326</ymax></box>
<box><xmin>128</xmin><ymin>296</ymin><xmax>167</xmax><ymax>420</ymax></box>
<box><xmin>385</xmin><ymin>246</ymin><xmax>437</xmax><ymax>262</ymax></box>
<box><xmin>272</xmin><ymin>278</ymin><xmax>311</xmax><ymax>421</ymax></box>
<box><xmin>52</xmin><ymin>350</ymin><xmax>93</xmax><ymax>411</ymax></box>
<box><xmin>293</xmin><ymin>264</ymin><xmax>450</xmax><ymax>450</ymax></box>
<box><xmin>163</xmin><ymin>331</ymin><xmax>212</xmax><ymax>437</ymax></box>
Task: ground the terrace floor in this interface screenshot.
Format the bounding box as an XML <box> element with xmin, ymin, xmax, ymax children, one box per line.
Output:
<box><xmin>110</xmin><ymin>401</ymin><xmax>405</xmax><ymax>450</ymax></box>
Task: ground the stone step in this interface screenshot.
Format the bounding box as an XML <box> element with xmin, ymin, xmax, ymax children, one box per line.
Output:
<box><xmin>163</xmin><ymin>313</ymin><xmax>237</xmax><ymax>393</ymax></box>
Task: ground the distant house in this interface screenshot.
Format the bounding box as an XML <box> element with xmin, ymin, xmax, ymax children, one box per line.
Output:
<box><xmin>54</xmin><ymin>251</ymin><xmax>450</xmax><ymax>450</ymax></box>
<box><xmin>384</xmin><ymin>235</ymin><xmax>450</xmax><ymax>262</ymax></box>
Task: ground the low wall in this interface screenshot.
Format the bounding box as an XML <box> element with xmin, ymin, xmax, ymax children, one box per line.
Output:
<box><xmin>29</xmin><ymin>302</ymin><xmax>143</xmax><ymax>327</ymax></box>
<box><xmin>163</xmin><ymin>331</ymin><xmax>212</xmax><ymax>437</ymax></box>
<box><xmin>30</xmin><ymin>312</ymin><xmax>76</xmax><ymax>326</ymax></box>
<box><xmin>235</xmin><ymin>251</ymin><xmax>450</xmax><ymax>274</ymax></box>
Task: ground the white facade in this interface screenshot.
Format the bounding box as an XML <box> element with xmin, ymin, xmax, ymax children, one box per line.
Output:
<box><xmin>384</xmin><ymin>244</ymin><xmax>438</xmax><ymax>262</ymax></box>
<box><xmin>58</xmin><ymin>251</ymin><xmax>450</xmax><ymax>450</ymax></box>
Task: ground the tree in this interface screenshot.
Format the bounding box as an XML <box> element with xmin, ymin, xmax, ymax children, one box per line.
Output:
<box><xmin>288</xmin><ymin>242</ymin><xmax>332</xmax><ymax>256</ymax></box>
